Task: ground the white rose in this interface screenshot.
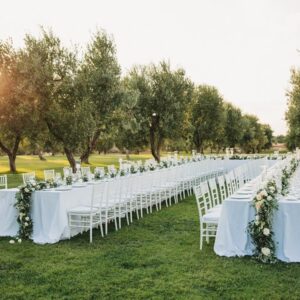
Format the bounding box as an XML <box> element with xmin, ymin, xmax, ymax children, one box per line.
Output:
<box><xmin>267</xmin><ymin>196</ymin><xmax>272</xmax><ymax>201</ymax></box>
<box><xmin>24</xmin><ymin>188</ymin><xmax>29</xmax><ymax>193</ymax></box>
<box><xmin>9</xmin><ymin>240</ymin><xmax>15</xmax><ymax>244</ymax></box>
<box><xmin>261</xmin><ymin>247</ymin><xmax>271</xmax><ymax>256</ymax></box>
<box><xmin>18</xmin><ymin>239</ymin><xmax>22</xmax><ymax>243</ymax></box>
<box><xmin>270</xmin><ymin>186</ymin><xmax>275</xmax><ymax>192</ymax></box>
<box><xmin>24</xmin><ymin>222</ymin><xmax>28</xmax><ymax>227</ymax></box>
<box><xmin>255</xmin><ymin>215</ymin><xmax>260</xmax><ymax>222</ymax></box>
<box><xmin>256</xmin><ymin>194</ymin><xmax>262</xmax><ymax>201</ymax></box>
<box><xmin>25</xmin><ymin>217</ymin><xmax>30</xmax><ymax>221</ymax></box>
<box><xmin>263</xmin><ymin>228</ymin><xmax>270</xmax><ymax>236</ymax></box>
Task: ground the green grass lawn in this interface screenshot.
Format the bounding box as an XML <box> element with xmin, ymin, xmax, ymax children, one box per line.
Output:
<box><xmin>0</xmin><ymin>154</ymin><xmax>153</xmax><ymax>188</ymax></box>
<box><xmin>1</xmin><ymin>195</ymin><xmax>300</xmax><ymax>299</ymax></box>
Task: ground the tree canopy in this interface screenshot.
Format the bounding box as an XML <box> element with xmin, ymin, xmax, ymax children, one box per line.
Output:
<box><xmin>0</xmin><ymin>28</ymin><xmax>274</xmax><ymax>171</ymax></box>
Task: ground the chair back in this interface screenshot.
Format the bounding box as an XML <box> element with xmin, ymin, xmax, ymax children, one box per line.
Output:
<box><xmin>217</xmin><ymin>175</ymin><xmax>227</xmax><ymax>201</ymax></box>
<box><xmin>193</xmin><ymin>185</ymin><xmax>207</xmax><ymax>219</ymax></box>
<box><xmin>44</xmin><ymin>169</ymin><xmax>55</xmax><ymax>181</ymax></box>
<box><xmin>0</xmin><ymin>175</ymin><xmax>7</xmax><ymax>189</ymax></box>
<box><xmin>22</xmin><ymin>172</ymin><xmax>36</xmax><ymax>184</ymax></box>
<box><xmin>94</xmin><ymin>167</ymin><xmax>105</xmax><ymax>177</ymax></box>
<box><xmin>63</xmin><ymin>167</ymin><xmax>73</xmax><ymax>178</ymax></box>
<box><xmin>81</xmin><ymin>167</ymin><xmax>91</xmax><ymax>177</ymax></box>
<box><xmin>208</xmin><ymin>178</ymin><xmax>220</xmax><ymax>206</ymax></box>
<box><xmin>92</xmin><ymin>181</ymin><xmax>106</xmax><ymax>209</ymax></box>
<box><xmin>199</xmin><ymin>182</ymin><xmax>213</xmax><ymax>210</ymax></box>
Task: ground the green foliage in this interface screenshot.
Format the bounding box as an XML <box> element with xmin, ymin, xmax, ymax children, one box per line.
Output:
<box><xmin>0</xmin><ymin>39</ymin><xmax>41</xmax><ymax>171</ymax></box>
<box><xmin>286</xmin><ymin>68</ymin><xmax>300</xmax><ymax>150</ymax></box>
<box><xmin>239</xmin><ymin>114</ymin><xmax>268</xmax><ymax>153</ymax></box>
<box><xmin>1</xmin><ymin>196</ymin><xmax>300</xmax><ymax>298</ymax></box>
<box><xmin>248</xmin><ymin>180</ymin><xmax>279</xmax><ymax>263</ymax></box>
<box><xmin>190</xmin><ymin>85</ymin><xmax>225</xmax><ymax>152</ymax></box>
<box><xmin>125</xmin><ymin>61</ymin><xmax>193</xmax><ymax>161</ymax></box>
<box><xmin>224</xmin><ymin>103</ymin><xmax>243</xmax><ymax>148</ymax></box>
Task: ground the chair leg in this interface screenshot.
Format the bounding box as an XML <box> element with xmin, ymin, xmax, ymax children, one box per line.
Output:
<box><xmin>200</xmin><ymin>232</ymin><xmax>203</xmax><ymax>250</ymax></box>
<box><xmin>126</xmin><ymin>212</ymin><xmax>129</xmax><ymax>225</ymax></box>
<box><xmin>90</xmin><ymin>224</ymin><xmax>93</xmax><ymax>243</ymax></box>
<box><xmin>105</xmin><ymin>221</ymin><xmax>108</xmax><ymax>235</ymax></box>
<box><xmin>100</xmin><ymin>223</ymin><xmax>104</xmax><ymax>238</ymax></box>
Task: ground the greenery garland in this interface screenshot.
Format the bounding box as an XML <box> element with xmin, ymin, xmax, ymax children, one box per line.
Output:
<box><xmin>248</xmin><ymin>180</ymin><xmax>279</xmax><ymax>263</ymax></box>
<box><xmin>248</xmin><ymin>157</ymin><xmax>299</xmax><ymax>263</ymax></box>
<box><xmin>14</xmin><ymin>180</ymin><xmax>56</xmax><ymax>240</ymax></box>
<box><xmin>281</xmin><ymin>158</ymin><xmax>299</xmax><ymax>195</ymax></box>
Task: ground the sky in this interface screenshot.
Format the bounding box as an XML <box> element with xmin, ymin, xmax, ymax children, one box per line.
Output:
<box><xmin>1</xmin><ymin>0</ymin><xmax>300</xmax><ymax>135</ymax></box>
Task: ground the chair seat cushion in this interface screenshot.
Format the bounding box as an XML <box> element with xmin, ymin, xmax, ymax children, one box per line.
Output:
<box><xmin>207</xmin><ymin>205</ymin><xmax>222</xmax><ymax>213</ymax></box>
<box><xmin>203</xmin><ymin>211</ymin><xmax>220</xmax><ymax>223</ymax></box>
<box><xmin>68</xmin><ymin>206</ymin><xmax>98</xmax><ymax>214</ymax></box>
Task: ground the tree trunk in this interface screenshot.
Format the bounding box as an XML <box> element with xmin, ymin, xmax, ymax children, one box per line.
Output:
<box><xmin>125</xmin><ymin>149</ymin><xmax>130</xmax><ymax>160</ymax></box>
<box><xmin>0</xmin><ymin>136</ymin><xmax>20</xmax><ymax>173</ymax></box>
<box><xmin>38</xmin><ymin>150</ymin><xmax>47</xmax><ymax>161</ymax></box>
<box><xmin>150</xmin><ymin>127</ymin><xmax>160</xmax><ymax>162</ymax></box>
<box><xmin>64</xmin><ymin>147</ymin><xmax>77</xmax><ymax>173</ymax></box>
<box><xmin>80</xmin><ymin>130</ymin><xmax>101</xmax><ymax>164</ymax></box>
<box><xmin>8</xmin><ymin>153</ymin><xmax>17</xmax><ymax>173</ymax></box>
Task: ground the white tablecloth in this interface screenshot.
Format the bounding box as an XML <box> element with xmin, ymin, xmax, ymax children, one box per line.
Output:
<box><xmin>274</xmin><ymin>200</ymin><xmax>300</xmax><ymax>262</ymax></box>
<box><xmin>214</xmin><ymin>196</ymin><xmax>300</xmax><ymax>262</ymax></box>
<box><xmin>214</xmin><ymin>196</ymin><xmax>254</xmax><ymax>257</ymax></box>
<box><xmin>31</xmin><ymin>185</ymin><xmax>93</xmax><ymax>244</ymax></box>
<box><xmin>0</xmin><ymin>189</ymin><xmax>19</xmax><ymax>237</ymax></box>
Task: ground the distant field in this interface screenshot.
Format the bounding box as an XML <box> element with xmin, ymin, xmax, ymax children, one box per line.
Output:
<box><xmin>0</xmin><ymin>154</ymin><xmax>153</xmax><ymax>188</ymax></box>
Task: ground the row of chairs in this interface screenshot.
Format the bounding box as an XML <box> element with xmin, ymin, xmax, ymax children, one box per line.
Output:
<box><xmin>194</xmin><ymin>162</ymin><xmax>260</xmax><ymax>250</ymax></box>
<box><xmin>67</xmin><ymin>161</ymin><xmax>226</xmax><ymax>242</ymax></box>
<box><xmin>0</xmin><ymin>167</ymin><xmax>98</xmax><ymax>189</ymax></box>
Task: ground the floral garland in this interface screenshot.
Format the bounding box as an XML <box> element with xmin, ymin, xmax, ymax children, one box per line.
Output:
<box><xmin>14</xmin><ymin>180</ymin><xmax>56</xmax><ymax>241</ymax></box>
<box><xmin>248</xmin><ymin>157</ymin><xmax>299</xmax><ymax>263</ymax></box>
<box><xmin>281</xmin><ymin>158</ymin><xmax>299</xmax><ymax>195</ymax></box>
<box><xmin>281</xmin><ymin>167</ymin><xmax>291</xmax><ymax>196</ymax></box>
<box><xmin>248</xmin><ymin>180</ymin><xmax>279</xmax><ymax>263</ymax></box>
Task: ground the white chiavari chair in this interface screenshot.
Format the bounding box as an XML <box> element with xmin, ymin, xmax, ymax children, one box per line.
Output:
<box><xmin>63</xmin><ymin>167</ymin><xmax>73</xmax><ymax>178</ymax></box>
<box><xmin>44</xmin><ymin>169</ymin><xmax>55</xmax><ymax>181</ymax></box>
<box><xmin>194</xmin><ymin>185</ymin><xmax>220</xmax><ymax>250</ymax></box>
<box><xmin>22</xmin><ymin>172</ymin><xmax>36</xmax><ymax>184</ymax></box>
<box><xmin>0</xmin><ymin>175</ymin><xmax>7</xmax><ymax>189</ymax></box>
<box><xmin>68</xmin><ymin>181</ymin><xmax>106</xmax><ymax>243</ymax></box>
<box><xmin>81</xmin><ymin>166</ymin><xmax>91</xmax><ymax>177</ymax></box>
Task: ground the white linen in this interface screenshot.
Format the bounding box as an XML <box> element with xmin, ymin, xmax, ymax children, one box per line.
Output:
<box><xmin>0</xmin><ymin>158</ymin><xmax>272</xmax><ymax>244</ymax></box>
<box><xmin>215</xmin><ymin>161</ymin><xmax>300</xmax><ymax>262</ymax></box>
<box><xmin>214</xmin><ymin>196</ymin><xmax>254</xmax><ymax>257</ymax></box>
<box><xmin>0</xmin><ymin>189</ymin><xmax>19</xmax><ymax>237</ymax></box>
<box><xmin>31</xmin><ymin>186</ymin><xmax>93</xmax><ymax>244</ymax></box>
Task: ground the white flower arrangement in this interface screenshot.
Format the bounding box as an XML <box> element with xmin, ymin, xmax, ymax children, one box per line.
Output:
<box><xmin>263</xmin><ymin>228</ymin><xmax>270</xmax><ymax>236</ymax></box>
<box><xmin>248</xmin><ymin>180</ymin><xmax>278</xmax><ymax>263</ymax></box>
<box><xmin>261</xmin><ymin>247</ymin><xmax>271</xmax><ymax>256</ymax></box>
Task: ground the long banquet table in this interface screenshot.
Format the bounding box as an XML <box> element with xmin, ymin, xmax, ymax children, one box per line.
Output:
<box><xmin>214</xmin><ymin>174</ymin><xmax>300</xmax><ymax>262</ymax></box>
<box><xmin>0</xmin><ymin>189</ymin><xmax>19</xmax><ymax>237</ymax></box>
<box><xmin>0</xmin><ymin>158</ymin><xmax>268</xmax><ymax>244</ymax></box>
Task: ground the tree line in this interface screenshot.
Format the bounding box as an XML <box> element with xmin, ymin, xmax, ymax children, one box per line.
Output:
<box><xmin>0</xmin><ymin>29</ymin><xmax>273</xmax><ymax>172</ymax></box>
<box><xmin>286</xmin><ymin>65</ymin><xmax>300</xmax><ymax>150</ymax></box>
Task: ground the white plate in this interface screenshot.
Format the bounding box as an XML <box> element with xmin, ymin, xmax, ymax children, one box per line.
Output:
<box><xmin>72</xmin><ymin>183</ymin><xmax>87</xmax><ymax>188</ymax></box>
<box><xmin>55</xmin><ymin>186</ymin><xmax>72</xmax><ymax>191</ymax></box>
<box><xmin>236</xmin><ymin>191</ymin><xmax>254</xmax><ymax>196</ymax></box>
<box><xmin>230</xmin><ymin>194</ymin><xmax>252</xmax><ymax>199</ymax></box>
<box><xmin>286</xmin><ymin>196</ymin><xmax>299</xmax><ymax>201</ymax></box>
